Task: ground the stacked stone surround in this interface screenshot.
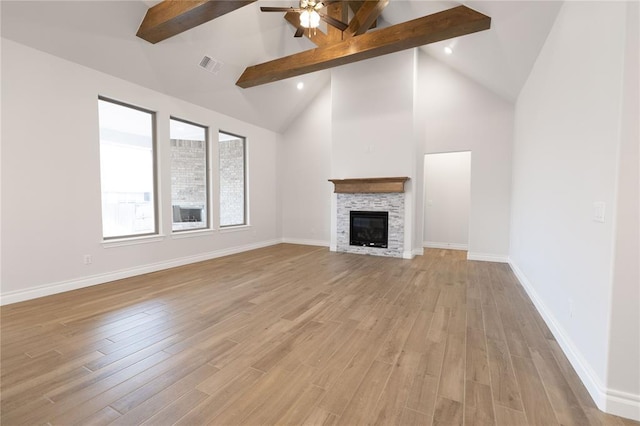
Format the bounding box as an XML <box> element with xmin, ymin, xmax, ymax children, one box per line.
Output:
<box><xmin>336</xmin><ymin>192</ymin><xmax>404</xmax><ymax>258</ymax></box>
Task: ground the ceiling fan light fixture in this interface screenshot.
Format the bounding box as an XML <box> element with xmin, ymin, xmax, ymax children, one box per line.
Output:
<box><xmin>309</xmin><ymin>10</ymin><xmax>321</xmax><ymax>27</ymax></box>
<box><xmin>300</xmin><ymin>9</ymin><xmax>320</xmax><ymax>28</ymax></box>
<box><xmin>300</xmin><ymin>10</ymin><xmax>311</xmax><ymax>28</ymax></box>
<box><xmin>301</xmin><ymin>0</ymin><xmax>323</xmax><ymax>10</ymax></box>
<box><xmin>309</xmin><ymin>10</ymin><xmax>320</xmax><ymax>28</ymax></box>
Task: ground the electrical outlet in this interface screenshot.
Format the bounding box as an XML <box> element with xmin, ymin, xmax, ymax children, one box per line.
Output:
<box><xmin>83</xmin><ymin>255</ymin><xmax>92</xmax><ymax>265</ymax></box>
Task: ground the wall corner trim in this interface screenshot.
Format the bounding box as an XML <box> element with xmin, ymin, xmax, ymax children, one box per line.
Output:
<box><xmin>466</xmin><ymin>252</ymin><xmax>509</xmax><ymax>263</ymax></box>
<box><xmin>508</xmin><ymin>258</ymin><xmax>640</xmax><ymax>421</ymax></box>
<box><xmin>424</xmin><ymin>241</ymin><xmax>469</xmax><ymax>251</ymax></box>
<box><xmin>402</xmin><ymin>251</ymin><xmax>415</xmax><ymax>259</ymax></box>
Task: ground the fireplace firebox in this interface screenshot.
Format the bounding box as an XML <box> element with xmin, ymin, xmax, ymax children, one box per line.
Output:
<box><xmin>350</xmin><ymin>211</ymin><xmax>389</xmax><ymax>248</ymax></box>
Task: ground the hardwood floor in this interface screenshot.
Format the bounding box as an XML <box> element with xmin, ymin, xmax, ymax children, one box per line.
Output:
<box><xmin>1</xmin><ymin>244</ymin><xmax>637</xmax><ymax>425</ymax></box>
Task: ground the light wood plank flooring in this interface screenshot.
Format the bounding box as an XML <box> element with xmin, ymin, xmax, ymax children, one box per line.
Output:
<box><xmin>1</xmin><ymin>245</ymin><xmax>637</xmax><ymax>425</ymax></box>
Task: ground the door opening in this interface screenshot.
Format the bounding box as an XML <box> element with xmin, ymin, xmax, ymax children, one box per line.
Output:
<box><xmin>423</xmin><ymin>151</ymin><xmax>471</xmax><ymax>251</ymax></box>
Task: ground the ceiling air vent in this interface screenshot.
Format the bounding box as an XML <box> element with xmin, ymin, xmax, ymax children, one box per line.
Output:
<box><xmin>199</xmin><ymin>56</ymin><xmax>223</xmax><ymax>75</ymax></box>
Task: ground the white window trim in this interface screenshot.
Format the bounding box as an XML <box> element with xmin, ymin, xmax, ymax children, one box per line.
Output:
<box><xmin>171</xmin><ymin>229</ymin><xmax>217</xmax><ymax>239</ymax></box>
<box><xmin>219</xmin><ymin>224</ymin><xmax>252</xmax><ymax>233</ymax></box>
<box><xmin>102</xmin><ymin>234</ymin><xmax>165</xmax><ymax>248</ymax></box>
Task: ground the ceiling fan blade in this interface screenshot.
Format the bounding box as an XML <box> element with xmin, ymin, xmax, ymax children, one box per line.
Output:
<box><xmin>260</xmin><ymin>6</ymin><xmax>302</xmax><ymax>12</ymax></box>
<box><xmin>319</xmin><ymin>13</ymin><xmax>348</xmax><ymax>31</ymax></box>
<box><xmin>294</xmin><ymin>27</ymin><xmax>305</xmax><ymax>37</ymax></box>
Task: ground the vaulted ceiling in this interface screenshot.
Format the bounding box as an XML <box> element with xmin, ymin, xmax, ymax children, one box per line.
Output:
<box><xmin>1</xmin><ymin>1</ymin><xmax>562</xmax><ymax>132</ymax></box>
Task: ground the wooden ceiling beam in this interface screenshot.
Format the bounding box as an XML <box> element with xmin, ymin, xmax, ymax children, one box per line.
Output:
<box><xmin>347</xmin><ymin>1</ymin><xmax>363</xmax><ymax>14</ymax></box>
<box><xmin>326</xmin><ymin>1</ymin><xmax>348</xmax><ymax>42</ymax></box>
<box><xmin>343</xmin><ymin>0</ymin><xmax>387</xmax><ymax>38</ymax></box>
<box><xmin>137</xmin><ymin>0</ymin><xmax>257</xmax><ymax>44</ymax></box>
<box><xmin>236</xmin><ymin>5</ymin><xmax>491</xmax><ymax>88</ymax></box>
<box><xmin>284</xmin><ymin>11</ymin><xmax>332</xmax><ymax>47</ymax></box>
<box><xmin>348</xmin><ymin>1</ymin><xmax>378</xmax><ymax>30</ymax></box>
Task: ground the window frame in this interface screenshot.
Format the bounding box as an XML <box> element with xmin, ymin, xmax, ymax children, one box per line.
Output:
<box><xmin>98</xmin><ymin>96</ymin><xmax>159</xmax><ymax>240</ymax></box>
<box><xmin>169</xmin><ymin>116</ymin><xmax>211</xmax><ymax>233</ymax></box>
<box><xmin>218</xmin><ymin>130</ymin><xmax>247</xmax><ymax>228</ymax></box>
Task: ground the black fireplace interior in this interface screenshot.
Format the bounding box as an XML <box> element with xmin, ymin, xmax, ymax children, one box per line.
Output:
<box><xmin>350</xmin><ymin>211</ymin><xmax>389</xmax><ymax>248</ymax></box>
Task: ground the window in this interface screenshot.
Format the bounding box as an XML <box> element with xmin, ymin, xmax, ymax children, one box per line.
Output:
<box><xmin>98</xmin><ymin>98</ymin><xmax>156</xmax><ymax>239</ymax></box>
<box><xmin>170</xmin><ymin>118</ymin><xmax>209</xmax><ymax>232</ymax></box>
<box><xmin>219</xmin><ymin>131</ymin><xmax>246</xmax><ymax>227</ymax></box>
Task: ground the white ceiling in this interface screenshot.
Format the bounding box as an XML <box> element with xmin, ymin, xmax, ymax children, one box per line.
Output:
<box><xmin>1</xmin><ymin>1</ymin><xmax>562</xmax><ymax>132</ymax></box>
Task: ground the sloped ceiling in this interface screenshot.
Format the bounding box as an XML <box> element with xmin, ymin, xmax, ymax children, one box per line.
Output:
<box><xmin>0</xmin><ymin>1</ymin><xmax>562</xmax><ymax>132</ymax></box>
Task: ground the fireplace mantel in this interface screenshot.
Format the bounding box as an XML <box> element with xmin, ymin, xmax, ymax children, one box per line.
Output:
<box><xmin>328</xmin><ymin>177</ymin><xmax>409</xmax><ymax>194</ymax></box>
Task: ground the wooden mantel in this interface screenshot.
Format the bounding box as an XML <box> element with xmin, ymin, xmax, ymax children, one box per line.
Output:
<box><xmin>328</xmin><ymin>177</ymin><xmax>409</xmax><ymax>193</ymax></box>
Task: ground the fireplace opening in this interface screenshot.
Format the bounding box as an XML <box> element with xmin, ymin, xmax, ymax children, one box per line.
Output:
<box><xmin>350</xmin><ymin>211</ymin><xmax>389</xmax><ymax>248</ymax></box>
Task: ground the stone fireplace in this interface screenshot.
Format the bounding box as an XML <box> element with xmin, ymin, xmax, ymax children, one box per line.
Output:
<box><xmin>329</xmin><ymin>177</ymin><xmax>409</xmax><ymax>258</ymax></box>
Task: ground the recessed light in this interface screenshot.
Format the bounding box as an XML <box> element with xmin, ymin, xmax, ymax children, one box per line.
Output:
<box><xmin>296</xmin><ymin>82</ymin><xmax>304</xmax><ymax>90</ymax></box>
<box><xmin>444</xmin><ymin>46</ymin><xmax>453</xmax><ymax>55</ymax></box>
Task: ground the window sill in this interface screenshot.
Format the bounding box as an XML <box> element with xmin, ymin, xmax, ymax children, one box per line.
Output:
<box><xmin>102</xmin><ymin>234</ymin><xmax>165</xmax><ymax>248</ymax></box>
<box><xmin>171</xmin><ymin>229</ymin><xmax>216</xmax><ymax>239</ymax></box>
<box><xmin>219</xmin><ymin>224</ymin><xmax>251</xmax><ymax>233</ymax></box>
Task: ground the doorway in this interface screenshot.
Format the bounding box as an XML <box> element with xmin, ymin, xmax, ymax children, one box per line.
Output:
<box><xmin>423</xmin><ymin>151</ymin><xmax>471</xmax><ymax>250</ymax></box>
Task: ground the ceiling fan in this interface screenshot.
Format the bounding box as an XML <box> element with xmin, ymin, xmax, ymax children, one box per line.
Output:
<box><xmin>260</xmin><ymin>0</ymin><xmax>348</xmax><ymax>37</ymax></box>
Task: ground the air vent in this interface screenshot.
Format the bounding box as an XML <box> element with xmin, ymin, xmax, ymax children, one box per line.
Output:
<box><xmin>199</xmin><ymin>56</ymin><xmax>223</xmax><ymax>75</ymax></box>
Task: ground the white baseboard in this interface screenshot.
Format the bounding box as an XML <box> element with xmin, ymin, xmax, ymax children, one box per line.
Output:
<box><xmin>412</xmin><ymin>247</ymin><xmax>424</xmax><ymax>257</ymax></box>
<box><xmin>466</xmin><ymin>252</ymin><xmax>509</xmax><ymax>263</ymax></box>
<box><xmin>509</xmin><ymin>259</ymin><xmax>640</xmax><ymax>421</ymax></box>
<box><xmin>0</xmin><ymin>239</ymin><xmax>282</xmax><ymax>306</ymax></box>
<box><xmin>402</xmin><ymin>250</ymin><xmax>415</xmax><ymax>260</ymax></box>
<box><xmin>281</xmin><ymin>238</ymin><xmax>330</xmax><ymax>247</ymax></box>
<box><xmin>424</xmin><ymin>241</ymin><xmax>468</xmax><ymax>251</ymax></box>
<box><xmin>606</xmin><ymin>389</ymin><xmax>640</xmax><ymax>421</ymax></box>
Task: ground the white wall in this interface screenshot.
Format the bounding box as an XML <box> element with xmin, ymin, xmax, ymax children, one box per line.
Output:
<box><xmin>330</xmin><ymin>50</ymin><xmax>418</xmax><ymax>257</ymax></box>
<box><xmin>279</xmin><ymin>84</ymin><xmax>332</xmax><ymax>246</ymax></box>
<box><xmin>0</xmin><ymin>28</ymin><xmax>3</xmax><ymax>297</ymax></box>
<box><xmin>418</xmin><ymin>55</ymin><xmax>514</xmax><ymax>261</ymax></box>
<box><xmin>423</xmin><ymin>151</ymin><xmax>471</xmax><ymax>250</ymax></box>
<box><xmin>331</xmin><ymin>50</ymin><xmax>415</xmax><ymax>179</ymax></box>
<box><xmin>607</xmin><ymin>0</ymin><xmax>640</xmax><ymax>416</ymax></box>
<box><xmin>1</xmin><ymin>39</ymin><xmax>280</xmax><ymax>304</ymax></box>
<box><xmin>510</xmin><ymin>2</ymin><xmax>638</xmax><ymax>419</ymax></box>
<box><xmin>277</xmin><ymin>50</ymin><xmax>514</xmax><ymax>261</ymax></box>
